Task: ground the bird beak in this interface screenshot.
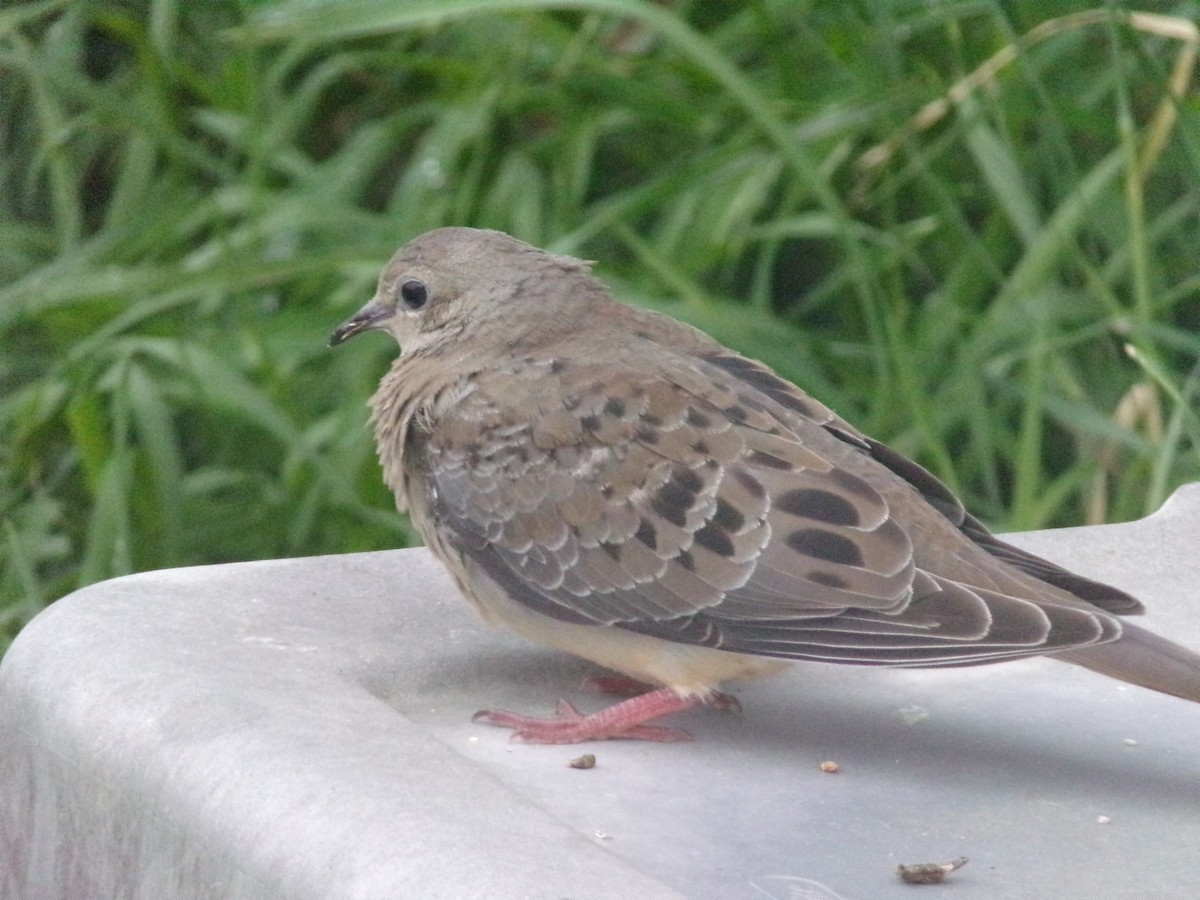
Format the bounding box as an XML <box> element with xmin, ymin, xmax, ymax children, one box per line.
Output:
<box><xmin>329</xmin><ymin>297</ymin><xmax>394</xmax><ymax>347</ymax></box>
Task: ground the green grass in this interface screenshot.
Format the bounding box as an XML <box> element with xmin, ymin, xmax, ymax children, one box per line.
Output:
<box><xmin>2</xmin><ymin>0</ymin><xmax>1199</xmax><ymax>648</ymax></box>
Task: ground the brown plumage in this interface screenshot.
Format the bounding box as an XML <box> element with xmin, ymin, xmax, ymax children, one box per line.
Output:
<box><xmin>331</xmin><ymin>227</ymin><xmax>1200</xmax><ymax>743</ymax></box>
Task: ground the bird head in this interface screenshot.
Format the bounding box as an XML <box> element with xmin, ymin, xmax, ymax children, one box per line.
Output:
<box><xmin>329</xmin><ymin>227</ymin><xmax>597</xmax><ymax>356</ymax></box>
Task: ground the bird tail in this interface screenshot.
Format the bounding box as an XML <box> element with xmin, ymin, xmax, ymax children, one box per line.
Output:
<box><xmin>1056</xmin><ymin>622</ymin><xmax>1200</xmax><ymax>704</ymax></box>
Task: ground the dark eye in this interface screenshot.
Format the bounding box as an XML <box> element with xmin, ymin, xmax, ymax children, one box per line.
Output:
<box><xmin>398</xmin><ymin>280</ymin><xmax>428</xmax><ymax>309</ymax></box>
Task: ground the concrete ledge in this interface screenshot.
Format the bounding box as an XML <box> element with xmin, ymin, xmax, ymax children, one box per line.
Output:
<box><xmin>3</xmin><ymin>484</ymin><xmax>1200</xmax><ymax>899</ymax></box>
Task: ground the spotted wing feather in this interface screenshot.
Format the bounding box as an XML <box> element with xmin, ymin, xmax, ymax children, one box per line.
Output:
<box><xmin>422</xmin><ymin>355</ymin><xmax>1119</xmax><ymax>666</ymax></box>
<box><xmin>701</xmin><ymin>352</ymin><xmax>1143</xmax><ymax>617</ymax></box>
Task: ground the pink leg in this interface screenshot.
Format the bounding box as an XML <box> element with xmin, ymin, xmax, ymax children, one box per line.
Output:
<box><xmin>472</xmin><ymin>687</ymin><xmax>704</xmax><ymax>744</ymax></box>
<box><xmin>581</xmin><ymin>675</ymin><xmax>742</xmax><ymax>713</ymax></box>
<box><xmin>580</xmin><ymin>674</ymin><xmax>655</xmax><ymax>696</ymax></box>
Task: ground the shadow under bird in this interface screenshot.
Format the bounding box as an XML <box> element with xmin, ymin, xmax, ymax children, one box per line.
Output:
<box><xmin>330</xmin><ymin>227</ymin><xmax>1200</xmax><ymax>744</ymax></box>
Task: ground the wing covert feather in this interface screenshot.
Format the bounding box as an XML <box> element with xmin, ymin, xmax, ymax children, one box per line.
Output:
<box><xmin>420</xmin><ymin>355</ymin><xmax>1118</xmax><ymax>666</ymax></box>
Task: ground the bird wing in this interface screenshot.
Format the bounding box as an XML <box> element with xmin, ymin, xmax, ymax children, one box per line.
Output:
<box><xmin>702</xmin><ymin>353</ymin><xmax>1145</xmax><ymax>618</ymax></box>
<box><xmin>421</xmin><ymin>353</ymin><xmax>1120</xmax><ymax>667</ymax></box>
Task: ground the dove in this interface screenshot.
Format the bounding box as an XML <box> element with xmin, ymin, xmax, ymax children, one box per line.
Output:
<box><xmin>330</xmin><ymin>226</ymin><xmax>1200</xmax><ymax>744</ymax></box>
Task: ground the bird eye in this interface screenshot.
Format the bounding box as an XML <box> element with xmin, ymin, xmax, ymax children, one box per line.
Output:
<box><xmin>398</xmin><ymin>279</ymin><xmax>428</xmax><ymax>310</ymax></box>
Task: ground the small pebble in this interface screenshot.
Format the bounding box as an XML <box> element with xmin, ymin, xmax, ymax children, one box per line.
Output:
<box><xmin>819</xmin><ymin>760</ymin><xmax>840</xmax><ymax>774</ymax></box>
<box><xmin>896</xmin><ymin>857</ymin><xmax>968</xmax><ymax>885</ymax></box>
<box><xmin>569</xmin><ymin>753</ymin><xmax>597</xmax><ymax>769</ymax></box>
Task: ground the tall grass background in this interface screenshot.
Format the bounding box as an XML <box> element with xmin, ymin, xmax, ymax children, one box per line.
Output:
<box><xmin>2</xmin><ymin>0</ymin><xmax>1198</xmax><ymax>649</ymax></box>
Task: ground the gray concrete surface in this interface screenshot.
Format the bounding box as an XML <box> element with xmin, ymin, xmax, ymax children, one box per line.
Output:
<box><xmin>2</xmin><ymin>485</ymin><xmax>1199</xmax><ymax>899</ymax></box>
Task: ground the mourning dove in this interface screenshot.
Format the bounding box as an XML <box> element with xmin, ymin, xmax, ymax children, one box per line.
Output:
<box><xmin>331</xmin><ymin>227</ymin><xmax>1200</xmax><ymax>744</ymax></box>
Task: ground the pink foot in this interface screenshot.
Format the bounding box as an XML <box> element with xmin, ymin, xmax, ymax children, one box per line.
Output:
<box><xmin>579</xmin><ymin>674</ymin><xmax>654</xmax><ymax>696</ymax></box>
<box><xmin>581</xmin><ymin>675</ymin><xmax>742</xmax><ymax>713</ymax></box>
<box><xmin>472</xmin><ymin>687</ymin><xmax>703</xmax><ymax>744</ymax></box>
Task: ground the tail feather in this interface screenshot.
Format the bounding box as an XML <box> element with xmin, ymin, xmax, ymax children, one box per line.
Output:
<box><xmin>1057</xmin><ymin>622</ymin><xmax>1200</xmax><ymax>704</ymax></box>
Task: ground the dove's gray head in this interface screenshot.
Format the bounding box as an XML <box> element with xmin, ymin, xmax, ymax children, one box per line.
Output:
<box><xmin>329</xmin><ymin>227</ymin><xmax>598</xmax><ymax>354</ymax></box>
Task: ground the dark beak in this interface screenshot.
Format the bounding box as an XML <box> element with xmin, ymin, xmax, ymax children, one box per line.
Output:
<box><xmin>329</xmin><ymin>298</ymin><xmax>394</xmax><ymax>347</ymax></box>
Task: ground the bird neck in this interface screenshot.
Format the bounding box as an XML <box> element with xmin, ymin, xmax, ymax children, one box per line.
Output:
<box><xmin>369</xmin><ymin>351</ymin><xmax>475</xmax><ymax>512</ymax></box>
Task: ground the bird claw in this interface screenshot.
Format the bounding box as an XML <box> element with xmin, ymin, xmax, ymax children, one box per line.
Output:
<box><xmin>472</xmin><ymin>696</ymin><xmax>695</xmax><ymax>744</ymax></box>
